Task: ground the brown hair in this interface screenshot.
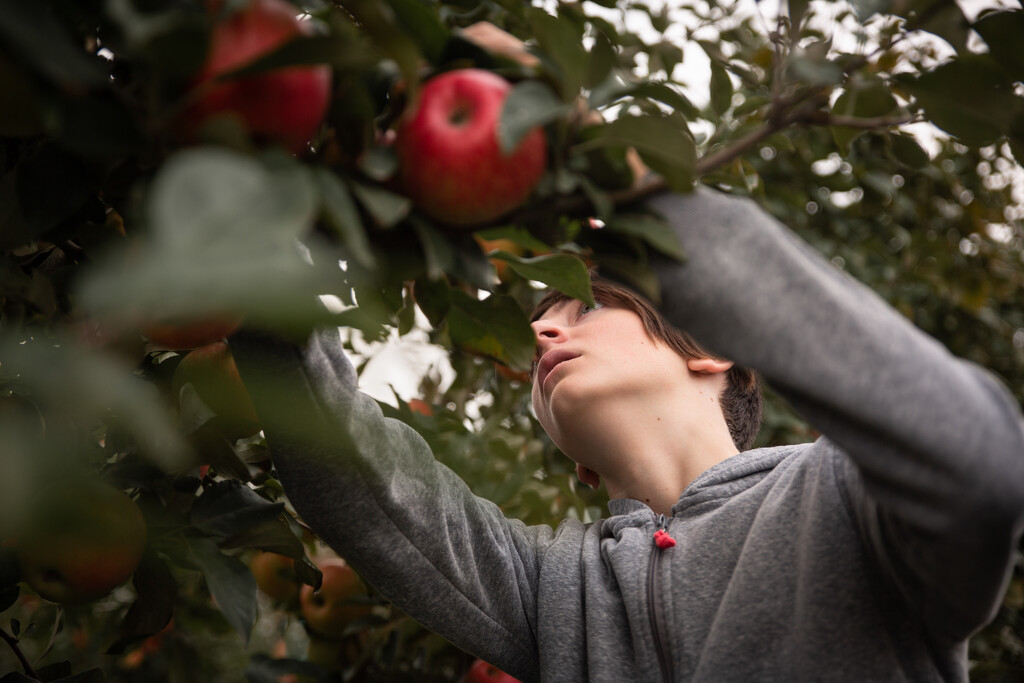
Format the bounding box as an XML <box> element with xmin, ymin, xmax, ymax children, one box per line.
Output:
<box><xmin>532</xmin><ymin>274</ymin><xmax>763</xmax><ymax>451</ymax></box>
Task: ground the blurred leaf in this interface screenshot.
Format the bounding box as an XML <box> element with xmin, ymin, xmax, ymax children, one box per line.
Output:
<box><xmin>499</xmin><ymin>80</ymin><xmax>569</xmax><ymax>154</ymax></box>
<box><xmin>191</xmin><ymin>480</ymin><xmax>286</xmax><ymax>539</ymax></box>
<box><xmin>389</xmin><ymin>0</ymin><xmax>448</xmax><ymax>64</ymax></box>
<box><xmin>0</xmin><ymin>54</ymin><xmax>48</xmax><ymax>137</ymax></box>
<box><xmin>107</xmin><ymin>551</ymin><xmax>176</xmax><ymax>654</ymax></box>
<box><xmin>586</xmin><ymin>30</ymin><xmax>616</xmax><ymax>88</ymax></box>
<box><xmin>492</xmin><ymin>253</ymin><xmax>594</xmax><ymax>306</ymax></box>
<box><xmin>475</xmin><ymin>226</ymin><xmax>552</xmax><ymax>253</ymax></box>
<box><xmin>972</xmin><ymin>10</ymin><xmax>1024</xmax><ymax>81</ymax></box>
<box><xmin>315</xmin><ymin>169</ymin><xmax>376</xmax><ymax>269</ymax></box>
<box><xmin>228</xmin><ymin>35</ymin><xmax>371</xmax><ymax>76</ymax></box>
<box><xmin>529</xmin><ymin>7</ymin><xmax>588</xmax><ymax>99</ymax></box>
<box><xmin>580</xmin><ymin>114</ymin><xmax>695</xmax><ymax>192</ymax></box>
<box><xmin>832</xmin><ymin>73</ymin><xmax>900</xmax><ymax>151</ymax></box>
<box><xmin>58</xmin><ymin>93</ymin><xmax>146</xmax><ymax>158</ymax></box>
<box><xmin>350</xmin><ymin>181</ymin><xmax>411</xmax><ymax>228</ymax></box>
<box><xmin>412</xmin><ymin>275</ymin><xmax>451</xmax><ymax>327</ymax></box>
<box><xmin>0</xmin><ymin>337</ymin><xmax>190</xmax><ymax>471</ymax></box>
<box><xmin>14</xmin><ymin>142</ymin><xmax>93</xmax><ymax>236</ymax></box>
<box><xmin>903</xmin><ymin>55</ymin><xmax>1013</xmax><ymax>146</ymax></box>
<box><xmin>887</xmin><ymin>132</ymin><xmax>930</xmax><ymax>169</ymax></box>
<box><xmin>447</xmin><ymin>291</ymin><xmax>535</xmax><ymax>371</ymax></box>
<box><xmin>410</xmin><ymin>216</ymin><xmax>456</xmax><ymax>282</ymax></box>
<box><xmin>187</xmin><ymin>536</ymin><xmax>257</xmax><ymax>643</ymax></box>
<box><xmin>905</xmin><ymin>0</ymin><xmax>969</xmax><ymax>53</ymax></box>
<box><xmin>606</xmin><ymin>214</ymin><xmax>686</xmax><ymax>262</ymax></box>
<box><xmin>219</xmin><ymin>516</ymin><xmax>305</xmax><ymax>557</ymax></box>
<box><xmin>77</xmin><ymin>148</ymin><xmax>336</xmax><ymax>330</ymax></box>
<box><xmin>0</xmin><ymin>1</ymin><xmax>107</xmax><ymax>88</ymax></box>
<box><xmin>709</xmin><ymin>61</ymin><xmax>733</xmax><ymax>115</ymax></box>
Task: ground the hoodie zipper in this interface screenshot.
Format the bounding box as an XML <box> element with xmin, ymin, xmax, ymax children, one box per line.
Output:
<box><xmin>648</xmin><ymin>513</ymin><xmax>676</xmax><ymax>682</ymax></box>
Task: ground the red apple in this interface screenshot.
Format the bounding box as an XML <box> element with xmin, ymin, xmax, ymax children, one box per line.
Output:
<box><xmin>395</xmin><ymin>69</ymin><xmax>547</xmax><ymax>226</ymax></box>
<box><xmin>16</xmin><ymin>479</ymin><xmax>147</xmax><ymax>605</ymax></box>
<box><xmin>249</xmin><ymin>551</ymin><xmax>300</xmax><ymax>602</ymax></box>
<box><xmin>173</xmin><ymin>341</ymin><xmax>260</xmax><ymax>438</ymax></box>
<box><xmin>141</xmin><ymin>315</ymin><xmax>243</xmax><ymax>350</ymax></box>
<box><xmin>178</xmin><ymin>0</ymin><xmax>332</xmax><ymax>154</ymax></box>
<box><xmin>466</xmin><ymin>658</ymin><xmax>523</xmax><ymax>683</ymax></box>
<box><xmin>299</xmin><ymin>558</ymin><xmax>372</xmax><ymax>640</ymax></box>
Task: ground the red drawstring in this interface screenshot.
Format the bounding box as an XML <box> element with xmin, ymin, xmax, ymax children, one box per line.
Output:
<box><xmin>653</xmin><ymin>528</ymin><xmax>676</xmax><ymax>549</ymax></box>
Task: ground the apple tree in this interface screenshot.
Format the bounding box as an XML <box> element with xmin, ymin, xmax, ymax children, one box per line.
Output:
<box><xmin>1</xmin><ymin>0</ymin><xmax>1022</xmax><ymax>681</ymax></box>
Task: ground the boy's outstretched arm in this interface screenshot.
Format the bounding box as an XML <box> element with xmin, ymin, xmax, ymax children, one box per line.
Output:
<box><xmin>229</xmin><ymin>327</ymin><xmax>548</xmax><ymax>681</ymax></box>
<box><xmin>647</xmin><ymin>186</ymin><xmax>1024</xmax><ymax>642</ymax></box>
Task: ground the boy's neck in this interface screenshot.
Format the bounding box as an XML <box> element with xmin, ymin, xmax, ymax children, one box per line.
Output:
<box><xmin>566</xmin><ymin>393</ymin><xmax>739</xmax><ymax>516</ymax></box>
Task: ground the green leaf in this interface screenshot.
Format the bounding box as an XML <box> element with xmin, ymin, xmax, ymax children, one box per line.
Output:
<box><xmin>225</xmin><ymin>35</ymin><xmax>367</xmax><ymax>77</ymax></box>
<box><xmin>219</xmin><ymin>517</ymin><xmax>305</xmax><ymax>557</ymax></box>
<box><xmin>389</xmin><ymin>0</ymin><xmax>448</xmax><ymax>64</ymax></box>
<box><xmin>412</xmin><ymin>275</ymin><xmax>451</xmax><ymax>328</ymax></box>
<box><xmin>107</xmin><ymin>551</ymin><xmax>176</xmax><ymax>655</ymax></box>
<box><xmin>188</xmin><ymin>536</ymin><xmax>257</xmax><ymax>643</ymax></box>
<box><xmin>474</xmin><ymin>226</ymin><xmax>552</xmax><ymax>253</ymax></box>
<box><xmin>605</xmin><ymin>214</ymin><xmax>686</xmax><ymax>262</ymax></box>
<box><xmin>77</xmin><ymin>148</ymin><xmax>332</xmax><ymax>330</ymax></box>
<box><xmin>586</xmin><ymin>30</ymin><xmax>617</xmax><ymax>88</ymax></box>
<box><xmin>350</xmin><ymin>181</ymin><xmax>411</xmax><ymax>228</ymax></box>
<box><xmin>190</xmin><ymin>480</ymin><xmax>286</xmax><ymax>539</ymax></box>
<box><xmin>315</xmin><ymin>169</ymin><xmax>376</xmax><ymax>269</ymax></box>
<box><xmin>887</xmin><ymin>132</ymin><xmax>930</xmax><ymax>169</ymax></box>
<box><xmin>579</xmin><ymin>114</ymin><xmax>695</xmax><ymax>192</ymax></box>
<box><xmin>0</xmin><ymin>54</ymin><xmax>47</xmax><ymax>138</ymax></box>
<box><xmin>0</xmin><ymin>1</ymin><xmax>107</xmax><ymax>88</ymax></box>
<box><xmin>709</xmin><ymin>61</ymin><xmax>734</xmax><ymax>115</ymax></box>
<box><xmin>973</xmin><ymin>10</ymin><xmax>1024</xmax><ymax>81</ymax></box>
<box><xmin>447</xmin><ymin>291</ymin><xmax>536</xmax><ymax>371</ymax></box>
<box><xmin>529</xmin><ymin>7</ymin><xmax>588</xmax><ymax>99</ymax></box>
<box><xmin>57</xmin><ymin>93</ymin><xmax>147</xmax><ymax>159</ymax></box>
<box><xmin>499</xmin><ymin>80</ymin><xmax>569</xmax><ymax>154</ymax></box>
<box><xmin>831</xmin><ymin>73</ymin><xmax>900</xmax><ymax>151</ymax></box>
<box><xmin>904</xmin><ymin>55</ymin><xmax>1013</xmax><ymax>146</ymax></box>
<box><xmin>491</xmin><ymin>253</ymin><xmax>594</xmax><ymax>305</ymax></box>
<box><xmin>905</xmin><ymin>0</ymin><xmax>969</xmax><ymax>54</ymax></box>
<box><xmin>410</xmin><ymin>216</ymin><xmax>456</xmax><ymax>282</ymax></box>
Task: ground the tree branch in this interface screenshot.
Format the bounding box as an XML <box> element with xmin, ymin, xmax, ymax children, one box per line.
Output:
<box><xmin>0</xmin><ymin>626</ymin><xmax>39</xmax><ymax>680</ymax></box>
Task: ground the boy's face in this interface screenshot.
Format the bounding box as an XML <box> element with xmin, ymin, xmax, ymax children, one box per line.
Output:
<box><xmin>530</xmin><ymin>298</ymin><xmax>692</xmax><ymax>455</ymax></box>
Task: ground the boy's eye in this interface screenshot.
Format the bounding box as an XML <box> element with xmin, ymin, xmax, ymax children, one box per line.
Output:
<box><xmin>578</xmin><ymin>301</ymin><xmax>605</xmax><ymax>317</ymax></box>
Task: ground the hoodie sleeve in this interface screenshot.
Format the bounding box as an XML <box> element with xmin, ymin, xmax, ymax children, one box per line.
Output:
<box><xmin>647</xmin><ymin>186</ymin><xmax>1024</xmax><ymax>643</ymax></box>
<box><xmin>229</xmin><ymin>327</ymin><xmax>548</xmax><ymax>681</ymax></box>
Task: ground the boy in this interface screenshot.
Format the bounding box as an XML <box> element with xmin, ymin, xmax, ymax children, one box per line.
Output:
<box><xmin>231</xmin><ymin>187</ymin><xmax>1024</xmax><ymax>682</ymax></box>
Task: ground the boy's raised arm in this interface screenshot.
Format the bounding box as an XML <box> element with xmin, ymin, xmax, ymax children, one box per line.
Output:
<box><xmin>647</xmin><ymin>186</ymin><xmax>1024</xmax><ymax>642</ymax></box>
<box><xmin>229</xmin><ymin>327</ymin><xmax>547</xmax><ymax>681</ymax></box>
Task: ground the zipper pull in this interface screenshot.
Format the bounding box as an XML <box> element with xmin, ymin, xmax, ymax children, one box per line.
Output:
<box><xmin>653</xmin><ymin>515</ymin><xmax>676</xmax><ymax>549</ymax></box>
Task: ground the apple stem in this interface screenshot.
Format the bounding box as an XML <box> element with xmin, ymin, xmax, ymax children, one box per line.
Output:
<box><xmin>0</xmin><ymin>625</ymin><xmax>40</xmax><ymax>680</ymax></box>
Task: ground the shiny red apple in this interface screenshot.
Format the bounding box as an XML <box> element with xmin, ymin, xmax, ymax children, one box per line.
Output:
<box><xmin>395</xmin><ymin>69</ymin><xmax>547</xmax><ymax>226</ymax></box>
<box><xmin>179</xmin><ymin>0</ymin><xmax>332</xmax><ymax>154</ymax></box>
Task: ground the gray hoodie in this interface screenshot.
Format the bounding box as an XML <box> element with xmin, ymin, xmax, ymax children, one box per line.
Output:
<box><xmin>230</xmin><ymin>187</ymin><xmax>1024</xmax><ymax>682</ymax></box>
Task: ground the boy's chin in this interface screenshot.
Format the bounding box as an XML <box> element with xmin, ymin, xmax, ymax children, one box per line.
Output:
<box><xmin>575</xmin><ymin>463</ymin><xmax>601</xmax><ymax>489</ymax></box>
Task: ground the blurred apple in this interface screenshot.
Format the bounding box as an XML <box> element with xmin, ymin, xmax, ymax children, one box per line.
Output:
<box><xmin>178</xmin><ymin>0</ymin><xmax>332</xmax><ymax>154</ymax></box>
<box><xmin>16</xmin><ymin>479</ymin><xmax>147</xmax><ymax>605</ymax></box>
<box><xmin>299</xmin><ymin>558</ymin><xmax>372</xmax><ymax>640</ymax></box>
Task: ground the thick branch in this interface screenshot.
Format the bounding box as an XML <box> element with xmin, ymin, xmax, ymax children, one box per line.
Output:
<box><xmin>0</xmin><ymin>626</ymin><xmax>39</xmax><ymax>680</ymax></box>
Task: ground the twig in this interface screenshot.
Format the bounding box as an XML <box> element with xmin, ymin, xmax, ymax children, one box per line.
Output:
<box><xmin>0</xmin><ymin>626</ymin><xmax>40</xmax><ymax>680</ymax></box>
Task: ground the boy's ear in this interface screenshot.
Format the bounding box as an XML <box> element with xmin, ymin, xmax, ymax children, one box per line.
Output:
<box><xmin>686</xmin><ymin>358</ymin><xmax>733</xmax><ymax>375</ymax></box>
